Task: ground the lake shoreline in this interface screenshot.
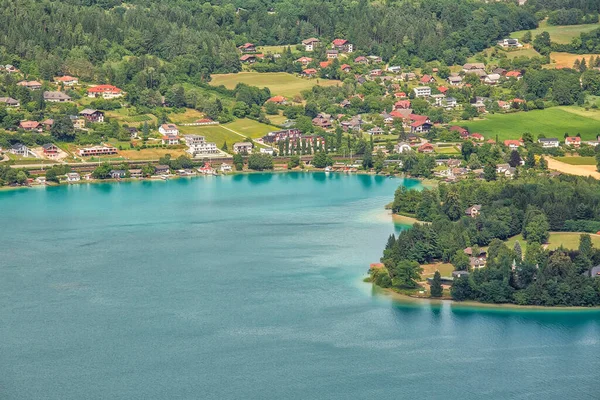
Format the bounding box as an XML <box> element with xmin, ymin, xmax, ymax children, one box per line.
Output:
<box><xmin>372</xmin><ymin>284</ymin><xmax>600</xmax><ymax>312</ymax></box>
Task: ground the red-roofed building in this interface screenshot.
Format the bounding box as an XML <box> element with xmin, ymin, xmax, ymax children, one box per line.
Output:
<box><xmin>394</xmin><ymin>92</ymin><xmax>407</xmax><ymax>98</ymax></box>
<box><xmin>565</xmin><ymin>136</ymin><xmax>581</xmax><ymax>147</ymax></box>
<box><xmin>354</xmin><ymin>56</ymin><xmax>368</xmax><ymax>64</ymax></box>
<box><xmin>410</xmin><ymin>115</ymin><xmax>432</xmax><ymax>134</ymax></box>
<box><xmin>506</xmin><ymin>71</ymin><xmax>522</xmax><ymax>79</ymax></box>
<box><xmin>319</xmin><ymin>60</ymin><xmax>332</xmax><ymax>69</ymax></box>
<box><xmin>394</xmin><ymin>100</ymin><xmax>411</xmax><ymax>110</ymax></box>
<box><xmin>513</xmin><ymin>98</ymin><xmax>525</xmax><ymax>104</ymax></box>
<box><xmin>341</xmin><ymin>64</ymin><xmax>351</xmax><ymax>72</ymax></box>
<box><xmin>54</xmin><ymin>76</ymin><xmax>78</xmax><ymax>86</ymax></box>
<box><xmin>332</xmin><ymin>39</ymin><xmax>353</xmax><ymax>53</ymax></box>
<box><xmin>87</xmin><ymin>84</ymin><xmax>123</xmax><ymax>99</ymax></box>
<box><xmin>238</xmin><ymin>43</ymin><xmax>256</xmax><ymax>53</ymax></box>
<box><xmin>418</xmin><ymin>143</ymin><xmax>434</xmax><ymax>153</ymax></box>
<box><xmin>266</xmin><ymin>96</ymin><xmax>287</xmax><ymax>104</ymax></box>
<box><xmin>303</xmin><ymin>68</ymin><xmax>317</xmax><ymax>77</ymax></box>
<box><xmin>504</xmin><ymin>140</ymin><xmax>521</xmax><ymax>149</ymax></box>
<box><xmin>295</xmin><ymin>57</ymin><xmax>313</xmax><ymax>66</ymax></box>
<box><xmin>437</xmin><ymin>86</ymin><xmax>448</xmax><ymax>94</ymax></box>
<box><xmin>469</xmin><ymin>133</ymin><xmax>484</xmax><ymax>141</ymax></box>
<box><xmin>240</xmin><ymin>54</ymin><xmax>259</xmax><ymax>63</ymax></box>
<box><xmin>19</xmin><ymin>120</ymin><xmax>41</xmax><ymax>132</ymax></box>
<box><xmin>420</xmin><ymin>74</ymin><xmax>435</xmax><ymax>84</ymax></box>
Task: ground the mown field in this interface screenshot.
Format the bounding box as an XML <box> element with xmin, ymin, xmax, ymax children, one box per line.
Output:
<box><xmin>504</xmin><ymin>232</ymin><xmax>600</xmax><ymax>251</ymax></box>
<box><xmin>209</xmin><ymin>72</ymin><xmax>341</xmax><ymax>99</ymax></box>
<box><xmin>547</xmin><ymin>52</ymin><xmax>598</xmax><ymax>69</ymax></box>
<box><xmin>177</xmin><ymin>118</ymin><xmax>275</xmax><ymax>149</ymax></box>
<box><xmin>105</xmin><ymin>108</ymin><xmax>157</xmax><ymax>126</ymax></box>
<box><xmin>554</xmin><ymin>156</ymin><xmax>597</xmax><ymax>165</ymax></box>
<box><xmin>461</xmin><ymin>107</ymin><xmax>600</xmax><ymax>141</ymax></box>
<box><xmin>512</xmin><ymin>20</ymin><xmax>600</xmax><ymax>44</ymax></box>
<box><xmin>256</xmin><ymin>45</ymin><xmax>299</xmax><ymax>55</ymax></box>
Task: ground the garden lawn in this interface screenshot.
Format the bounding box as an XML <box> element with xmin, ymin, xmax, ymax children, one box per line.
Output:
<box><xmin>504</xmin><ymin>232</ymin><xmax>600</xmax><ymax>252</ymax></box>
<box><xmin>554</xmin><ymin>156</ymin><xmax>596</xmax><ymax>165</ymax></box>
<box><xmin>178</xmin><ymin>125</ymin><xmax>242</xmax><ymax>149</ymax></box>
<box><xmin>224</xmin><ymin>118</ymin><xmax>279</xmax><ymax>137</ymax></box>
<box><xmin>168</xmin><ymin>109</ymin><xmax>206</xmax><ymax>124</ymax></box>
<box><xmin>257</xmin><ymin>45</ymin><xmax>299</xmax><ymax>55</ymax></box>
<box><xmin>511</xmin><ymin>20</ymin><xmax>600</xmax><ymax>44</ymax></box>
<box><xmin>461</xmin><ymin>107</ymin><xmax>600</xmax><ymax>141</ymax></box>
<box><xmin>209</xmin><ymin>72</ymin><xmax>341</xmax><ymax>98</ymax></box>
<box><xmin>105</xmin><ymin>108</ymin><xmax>156</xmax><ymax>126</ymax></box>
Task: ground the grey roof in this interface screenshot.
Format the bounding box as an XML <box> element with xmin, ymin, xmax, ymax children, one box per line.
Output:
<box><xmin>11</xmin><ymin>143</ymin><xmax>26</xmax><ymax>150</ymax></box>
<box><xmin>43</xmin><ymin>91</ymin><xmax>71</xmax><ymax>100</ymax></box>
<box><xmin>538</xmin><ymin>138</ymin><xmax>559</xmax><ymax>142</ymax></box>
<box><xmin>42</xmin><ymin>143</ymin><xmax>57</xmax><ymax>150</ymax></box>
<box><xmin>0</xmin><ymin>97</ymin><xmax>19</xmax><ymax>105</ymax></box>
<box><xmin>80</xmin><ymin>108</ymin><xmax>101</xmax><ymax>115</ymax></box>
<box><xmin>591</xmin><ymin>266</ymin><xmax>600</xmax><ymax>277</ymax></box>
<box><xmin>452</xmin><ymin>270</ymin><xmax>470</xmax><ymax>277</ymax></box>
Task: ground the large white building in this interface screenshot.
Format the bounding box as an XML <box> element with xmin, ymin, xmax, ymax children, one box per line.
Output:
<box><xmin>184</xmin><ymin>135</ymin><xmax>218</xmax><ymax>156</ymax></box>
<box><xmin>413</xmin><ymin>86</ymin><xmax>431</xmax><ymax>98</ymax></box>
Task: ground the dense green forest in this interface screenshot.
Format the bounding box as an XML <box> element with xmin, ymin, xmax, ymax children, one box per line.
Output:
<box><xmin>375</xmin><ymin>175</ymin><xmax>600</xmax><ymax>306</ymax></box>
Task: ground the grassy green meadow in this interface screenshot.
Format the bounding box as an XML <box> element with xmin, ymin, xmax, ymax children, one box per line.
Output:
<box><xmin>512</xmin><ymin>20</ymin><xmax>600</xmax><ymax>44</ymax></box>
<box><xmin>504</xmin><ymin>232</ymin><xmax>600</xmax><ymax>252</ymax></box>
<box><xmin>461</xmin><ymin>107</ymin><xmax>600</xmax><ymax>140</ymax></box>
<box><xmin>554</xmin><ymin>157</ymin><xmax>597</xmax><ymax>165</ymax></box>
<box><xmin>209</xmin><ymin>72</ymin><xmax>341</xmax><ymax>99</ymax></box>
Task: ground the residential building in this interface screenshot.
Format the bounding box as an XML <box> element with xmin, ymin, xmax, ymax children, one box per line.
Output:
<box><xmin>302</xmin><ymin>38</ymin><xmax>320</xmax><ymax>52</ymax></box>
<box><xmin>504</xmin><ymin>140</ymin><xmax>521</xmax><ymax>149</ymax></box>
<box><xmin>10</xmin><ymin>143</ymin><xmax>37</xmax><ymax>158</ymax></box>
<box><xmin>295</xmin><ymin>57</ymin><xmax>313</xmax><ymax>66</ymax></box>
<box><xmin>233</xmin><ymin>142</ymin><xmax>253</xmax><ymax>154</ymax></box>
<box><xmin>340</xmin><ymin>64</ymin><xmax>351</xmax><ymax>73</ymax></box>
<box><xmin>394</xmin><ymin>100</ymin><xmax>411</xmax><ymax>110</ymax></box>
<box><xmin>326</xmin><ymin>50</ymin><xmax>338</xmax><ymax>59</ymax></box>
<box><xmin>240</xmin><ymin>54</ymin><xmax>260</xmax><ymax>63</ymax></box>
<box><xmin>43</xmin><ymin>91</ymin><xmax>71</xmax><ymax>102</ymax></box>
<box><xmin>71</xmin><ymin>116</ymin><xmax>86</xmax><ymax>130</ymax></box>
<box><xmin>66</xmin><ymin>172</ymin><xmax>80</xmax><ymax>182</ymax></box>
<box><xmin>78</xmin><ymin>146</ymin><xmax>118</xmax><ymax>157</ymax></box>
<box><xmin>182</xmin><ymin>135</ymin><xmax>218</xmax><ymax>156</ymax></box>
<box><xmin>448</xmin><ymin>74</ymin><xmax>463</xmax><ymax>86</ymax></box>
<box><xmin>538</xmin><ymin>138</ymin><xmax>560</xmax><ymax>148</ymax></box>
<box><xmin>387</xmin><ymin>66</ymin><xmax>402</xmax><ymax>74</ymax></box>
<box><xmin>19</xmin><ymin>120</ymin><xmax>41</xmax><ymax>132</ymax></box>
<box><xmin>79</xmin><ymin>109</ymin><xmax>104</xmax><ymax>123</ymax></box>
<box><xmin>129</xmin><ymin>169</ymin><xmax>143</xmax><ymax>178</ymax></box>
<box><xmin>110</xmin><ymin>170</ymin><xmax>127</xmax><ymax>179</ymax></box>
<box><xmin>420</xmin><ymin>74</ymin><xmax>435</xmax><ymax>84</ymax></box>
<box><xmin>413</xmin><ymin>86</ymin><xmax>431</xmax><ymax>97</ymax></box>
<box><xmin>431</xmin><ymin>93</ymin><xmax>446</xmax><ymax>106</ymax></box>
<box><xmin>395</xmin><ymin>142</ymin><xmax>412</xmax><ymax>153</ymax></box>
<box><xmin>367</xmin><ymin>127</ymin><xmax>384</xmax><ymax>135</ymax></box>
<box><xmin>331</xmin><ymin>39</ymin><xmax>353</xmax><ymax>53</ymax></box>
<box><xmin>155</xmin><ymin>165</ymin><xmax>170</xmax><ymax>175</ymax></box>
<box><xmin>302</xmin><ymin>68</ymin><xmax>317</xmax><ymax>77</ymax></box>
<box><xmin>42</xmin><ymin>143</ymin><xmax>59</xmax><ymax>157</ymax></box>
<box><xmin>484</xmin><ymin>74</ymin><xmax>501</xmax><ymax>85</ymax></box>
<box><xmin>444</xmin><ymin>97</ymin><xmax>457</xmax><ymax>108</ymax></box>
<box><xmin>87</xmin><ymin>84</ymin><xmax>123</xmax><ymax>99</ymax></box>
<box><xmin>469</xmin><ymin>133</ymin><xmax>484</xmax><ymax>141</ymax></box>
<box><xmin>354</xmin><ymin>56</ymin><xmax>368</xmax><ymax>64</ymax></box>
<box><xmin>262</xmin><ymin>129</ymin><xmax>302</xmax><ymax>144</ymax></box>
<box><xmin>54</xmin><ymin>76</ymin><xmax>78</xmax><ymax>86</ymax></box>
<box><xmin>312</xmin><ymin>113</ymin><xmax>333</xmax><ymax>129</ymax></box>
<box><xmin>162</xmin><ymin>135</ymin><xmax>180</xmax><ymax>145</ymax></box>
<box><xmin>266</xmin><ymin>96</ymin><xmax>286</xmax><ymax>104</ymax></box>
<box><xmin>17</xmin><ymin>80</ymin><xmax>42</xmax><ymax>90</ymax></box>
<box><xmin>238</xmin><ymin>43</ymin><xmax>256</xmax><ymax>53</ymax></box>
<box><xmin>260</xmin><ymin>147</ymin><xmax>274</xmax><ymax>155</ymax></box>
<box><xmin>159</xmin><ymin>124</ymin><xmax>179</xmax><ymax>135</ymax></box>
<box><xmin>418</xmin><ymin>143</ymin><xmax>434</xmax><ymax>153</ymax></box>
<box><xmin>497</xmin><ymin>38</ymin><xmax>522</xmax><ymax>48</ymax></box>
<box><xmin>465</xmin><ymin>205</ymin><xmax>482</xmax><ymax>217</ymax></box>
<box><xmin>220</xmin><ymin>163</ymin><xmax>233</xmax><ymax>173</ymax></box>
<box><xmin>565</xmin><ymin>137</ymin><xmax>581</xmax><ymax>147</ymax></box>
<box><xmin>0</xmin><ymin>97</ymin><xmax>19</xmax><ymax>107</ymax></box>
<box><xmin>506</xmin><ymin>70</ymin><xmax>523</xmax><ymax>80</ymax></box>
<box><xmin>462</xmin><ymin>63</ymin><xmax>486</xmax><ymax>72</ymax></box>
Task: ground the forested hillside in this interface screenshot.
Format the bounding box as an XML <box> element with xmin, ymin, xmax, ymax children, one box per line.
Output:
<box><xmin>0</xmin><ymin>0</ymin><xmax>538</xmax><ymax>83</ymax></box>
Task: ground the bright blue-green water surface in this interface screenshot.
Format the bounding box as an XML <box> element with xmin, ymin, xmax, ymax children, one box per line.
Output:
<box><xmin>1</xmin><ymin>173</ymin><xmax>600</xmax><ymax>400</ymax></box>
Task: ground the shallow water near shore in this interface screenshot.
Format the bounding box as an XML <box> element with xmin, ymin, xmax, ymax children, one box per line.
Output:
<box><xmin>1</xmin><ymin>172</ymin><xmax>599</xmax><ymax>399</ymax></box>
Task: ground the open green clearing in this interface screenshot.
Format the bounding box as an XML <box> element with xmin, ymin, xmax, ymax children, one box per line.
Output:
<box><xmin>256</xmin><ymin>45</ymin><xmax>299</xmax><ymax>55</ymax></box>
<box><xmin>105</xmin><ymin>108</ymin><xmax>156</xmax><ymax>126</ymax></box>
<box><xmin>512</xmin><ymin>20</ymin><xmax>600</xmax><ymax>44</ymax></box>
<box><xmin>504</xmin><ymin>232</ymin><xmax>600</xmax><ymax>252</ymax></box>
<box><xmin>209</xmin><ymin>72</ymin><xmax>341</xmax><ymax>99</ymax></box>
<box><xmin>177</xmin><ymin>118</ymin><xmax>273</xmax><ymax>148</ymax></box>
<box><xmin>461</xmin><ymin>107</ymin><xmax>600</xmax><ymax>141</ymax></box>
<box><xmin>554</xmin><ymin>156</ymin><xmax>597</xmax><ymax>165</ymax></box>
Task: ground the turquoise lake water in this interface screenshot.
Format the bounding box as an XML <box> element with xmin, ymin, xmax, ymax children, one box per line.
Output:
<box><xmin>1</xmin><ymin>172</ymin><xmax>600</xmax><ymax>399</ymax></box>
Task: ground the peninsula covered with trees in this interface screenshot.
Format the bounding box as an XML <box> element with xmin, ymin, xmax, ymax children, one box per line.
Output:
<box><xmin>372</xmin><ymin>175</ymin><xmax>600</xmax><ymax>307</ymax></box>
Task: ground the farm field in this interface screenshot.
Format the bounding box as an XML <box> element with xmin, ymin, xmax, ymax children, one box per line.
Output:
<box><xmin>554</xmin><ymin>156</ymin><xmax>596</xmax><ymax>165</ymax></box>
<box><xmin>209</xmin><ymin>72</ymin><xmax>341</xmax><ymax>99</ymax></box>
<box><xmin>546</xmin><ymin>157</ymin><xmax>600</xmax><ymax>179</ymax></box>
<box><xmin>547</xmin><ymin>52</ymin><xmax>598</xmax><ymax>69</ymax></box>
<box><xmin>461</xmin><ymin>107</ymin><xmax>600</xmax><ymax>141</ymax></box>
<box><xmin>504</xmin><ymin>232</ymin><xmax>600</xmax><ymax>252</ymax></box>
<box><xmin>512</xmin><ymin>21</ymin><xmax>600</xmax><ymax>44</ymax></box>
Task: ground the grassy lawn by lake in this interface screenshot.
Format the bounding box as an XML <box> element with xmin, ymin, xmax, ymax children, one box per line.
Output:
<box><xmin>554</xmin><ymin>156</ymin><xmax>597</xmax><ymax>165</ymax></box>
<box><xmin>504</xmin><ymin>232</ymin><xmax>600</xmax><ymax>252</ymax></box>
<box><xmin>512</xmin><ymin>20</ymin><xmax>600</xmax><ymax>44</ymax></box>
<box><xmin>461</xmin><ymin>107</ymin><xmax>600</xmax><ymax>141</ymax></box>
<box><xmin>421</xmin><ymin>263</ymin><xmax>454</xmax><ymax>279</ymax></box>
<box><xmin>209</xmin><ymin>72</ymin><xmax>341</xmax><ymax>99</ymax></box>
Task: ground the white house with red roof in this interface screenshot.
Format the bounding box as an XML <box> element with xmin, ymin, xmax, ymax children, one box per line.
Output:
<box><xmin>238</xmin><ymin>43</ymin><xmax>256</xmax><ymax>53</ymax></box>
<box><xmin>159</xmin><ymin>124</ymin><xmax>179</xmax><ymax>136</ymax></box>
<box><xmin>565</xmin><ymin>136</ymin><xmax>581</xmax><ymax>147</ymax></box>
<box><xmin>332</xmin><ymin>39</ymin><xmax>353</xmax><ymax>53</ymax></box>
<box><xmin>295</xmin><ymin>57</ymin><xmax>313</xmax><ymax>66</ymax></box>
<box><xmin>54</xmin><ymin>76</ymin><xmax>78</xmax><ymax>86</ymax></box>
<box><xmin>87</xmin><ymin>84</ymin><xmax>123</xmax><ymax>99</ymax></box>
<box><xmin>504</xmin><ymin>139</ymin><xmax>521</xmax><ymax>149</ymax></box>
